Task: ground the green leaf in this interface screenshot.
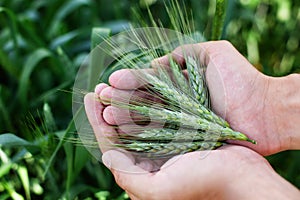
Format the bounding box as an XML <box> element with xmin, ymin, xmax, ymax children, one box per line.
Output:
<box><xmin>56</xmin><ymin>46</ymin><xmax>75</xmax><ymax>80</ymax></box>
<box><xmin>0</xmin><ymin>7</ymin><xmax>18</xmax><ymax>51</ymax></box>
<box><xmin>50</xmin><ymin>30</ymin><xmax>82</xmax><ymax>49</ymax></box>
<box><xmin>31</xmin><ymin>80</ymin><xmax>72</xmax><ymax>107</ymax></box>
<box><xmin>17</xmin><ymin>48</ymin><xmax>52</xmax><ymax>108</ymax></box>
<box><xmin>73</xmin><ymin>146</ymin><xmax>90</xmax><ymax>176</ymax></box>
<box><xmin>47</xmin><ymin>0</ymin><xmax>92</xmax><ymax>38</ymax></box>
<box><xmin>0</xmin><ymin>86</ymin><xmax>13</xmax><ymax>131</ymax></box>
<box><xmin>43</xmin><ymin>117</ymin><xmax>76</xmax><ymax>178</ymax></box>
<box><xmin>0</xmin><ymin>133</ymin><xmax>33</xmax><ymax>147</ymax></box>
<box><xmin>89</xmin><ymin>28</ymin><xmax>111</xmax><ymax>90</ymax></box>
<box><xmin>0</xmin><ymin>134</ymin><xmax>40</xmax><ymax>154</ymax></box>
<box><xmin>91</xmin><ymin>28</ymin><xmax>111</xmax><ymax>50</ymax></box>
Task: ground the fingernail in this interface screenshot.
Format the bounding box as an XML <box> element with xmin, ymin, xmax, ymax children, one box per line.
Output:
<box><xmin>102</xmin><ymin>152</ymin><xmax>112</xmax><ymax>169</ymax></box>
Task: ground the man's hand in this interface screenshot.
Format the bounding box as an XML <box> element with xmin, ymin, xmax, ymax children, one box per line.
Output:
<box><xmin>84</xmin><ymin>40</ymin><xmax>300</xmax><ymax>199</ymax></box>
<box><xmin>84</xmin><ymin>89</ymin><xmax>299</xmax><ymax>199</ymax></box>
<box><xmin>105</xmin><ymin>40</ymin><xmax>299</xmax><ymax>156</ymax></box>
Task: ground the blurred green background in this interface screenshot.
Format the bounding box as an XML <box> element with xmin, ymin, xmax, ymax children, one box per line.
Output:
<box><xmin>0</xmin><ymin>0</ymin><xmax>299</xmax><ymax>199</ymax></box>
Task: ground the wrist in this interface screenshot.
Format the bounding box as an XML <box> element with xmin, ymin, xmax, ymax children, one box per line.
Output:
<box><xmin>267</xmin><ymin>73</ymin><xmax>300</xmax><ymax>150</ymax></box>
<box><xmin>223</xmin><ymin>157</ymin><xmax>300</xmax><ymax>200</ymax></box>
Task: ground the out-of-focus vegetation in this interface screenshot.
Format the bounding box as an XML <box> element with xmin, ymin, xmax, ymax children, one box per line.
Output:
<box><xmin>0</xmin><ymin>0</ymin><xmax>299</xmax><ymax>199</ymax></box>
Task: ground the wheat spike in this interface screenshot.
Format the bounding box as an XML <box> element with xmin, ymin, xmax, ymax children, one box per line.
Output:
<box><xmin>143</xmin><ymin>72</ymin><xmax>229</xmax><ymax>127</ymax></box>
<box><xmin>115</xmin><ymin>140</ymin><xmax>224</xmax><ymax>158</ymax></box>
<box><xmin>120</xmin><ymin>128</ymin><xmax>255</xmax><ymax>144</ymax></box>
<box><xmin>186</xmin><ymin>56</ymin><xmax>210</xmax><ymax>107</ymax></box>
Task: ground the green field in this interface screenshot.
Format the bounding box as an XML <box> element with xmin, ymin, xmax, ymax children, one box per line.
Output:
<box><xmin>0</xmin><ymin>0</ymin><xmax>299</xmax><ymax>199</ymax></box>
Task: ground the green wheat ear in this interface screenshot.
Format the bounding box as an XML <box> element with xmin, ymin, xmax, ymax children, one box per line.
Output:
<box><xmin>186</xmin><ymin>56</ymin><xmax>210</xmax><ymax>108</ymax></box>
<box><xmin>81</xmin><ymin>0</ymin><xmax>256</xmax><ymax>159</ymax></box>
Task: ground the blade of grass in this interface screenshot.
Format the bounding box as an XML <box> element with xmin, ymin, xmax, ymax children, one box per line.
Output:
<box><xmin>89</xmin><ymin>28</ymin><xmax>111</xmax><ymax>90</ymax></box>
<box><xmin>50</xmin><ymin>30</ymin><xmax>82</xmax><ymax>50</ymax></box>
<box><xmin>18</xmin><ymin>16</ymin><xmax>46</xmax><ymax>48</ymax></box>
<box><xmin>0</xmin><ymin>7</ymin><xmax>18</xmax><ymax>51</ymax></box>
<box><xmin>47</xmin><ymin>0</ymin><xmax>92</xmax><ymax>38</ymax></box>
<box><xmin>0</xmin><ymin>48</ymin><xmax>18</xmax><ymax>79</ymax></box>
<box><xmin>0</xmin><ymin>86</ymin><xmax>14</xmax><ymax>131</ymax></box>
<box><xmin>0</xmin><ymin>133</ymin><xmax>35</xmax><ymax>148</ymax></box>
<box><xmin>43</xmin><ymin>118</ymin><xmax>75</xmax><ymax>178</ymax></box>
<box><xmin>56</xmin><ymin>46</ymin><xmax>75</xmax><ymax>80</ymax></box>
<box><xmin>17</xmin><ymin>48</ymin><xmax>52</xmax><ymax>109</ymax></box>
<box><xmin>31</xmin><ymin>80</ymin><xmax>72</xmax><ymax>107</ymax></box>
<box><xmin>43</xmin><ymin>103</ymin><xmax>87</xmax><ymax>178</ymax></box>
<box><xmin>63</xmin><ymin>136</ymin><xmax>74</xmax><ymax>199</ymax></box>
<box><xmin>73</xmin><ymin>146</ymin><xmax>90</xmax><ymax>178</ymax></box>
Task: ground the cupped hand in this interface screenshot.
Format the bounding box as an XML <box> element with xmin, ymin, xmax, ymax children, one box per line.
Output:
<box><xmin>84</xmin><ymin>89</ymin><xmax>286</xmax><ymax>200</ymax></box>
<box><xmin>105</xmin><ymin>40</ymin><xmax>291</xmax><ymax>156</ymax></box>
<box><xmin>83</xmin><ymin>41</ymin><xmax>300</xmax><ymax>198</ymax></box>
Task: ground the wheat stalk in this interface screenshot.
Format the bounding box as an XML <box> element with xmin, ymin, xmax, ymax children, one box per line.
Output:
<box><xmin>142</xmin><ymin>71</ymin><xmax>229</xmax><ymax>128</ymax></box>
<box><xmin>120</xmin><ymin>128</ymin><xmax>255</xmax><ymax>144</ymax></box>
<box><xmin>169</xmin><ymin>56</ymin><xmax>190</xmax><ymax>92</ymax></box>
<box><xmin>186</xmin><ymin>56</ymin><xmax>210</xmax><ymax>107</ymax></box>
<box><xmin>123</xmin><ymin>104</ymin><xmax>255</xmax><ymax>144</ymax></box>
<box><xmin>115</xmin><ymin>140</ymin><xmax>224</xmax><ymax>158</ymax></box>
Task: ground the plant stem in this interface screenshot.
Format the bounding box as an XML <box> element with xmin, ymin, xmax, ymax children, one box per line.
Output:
<box><xmin>211</xmin><ymin>0</ymin><xmax>227</xmax><ymax>40</ymax></box>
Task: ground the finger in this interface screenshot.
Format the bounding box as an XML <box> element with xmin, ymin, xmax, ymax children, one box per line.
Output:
<box><xmin>171</xmin><ymin>43</ymin><xmax>200</xmax><ymax>66</ymax></box>
<box><xmin>103</xmin><ymin>105</ymin><xmax>151</xmax><ymax>126</ymax></box>
<box><xmin>109</xmin><ymin>68</ymin><xmax>155</xmax><ymax>89</ymax></box>
<box><xmin>102</xmin><ymin>150</ymin><xmax>175</xmax><ymax>199</ymax></box>
<box><xmin>100</xmin><ymin>86</ymin><xmax>161</xmax><ymax>105</ymax></box>
<box><xmin>102</xmin><ymin>150</ymin><xmax>158</xmax><ymax>197</ymax></box>
<box><xmin>84</xmin><ymin>93</ymin><xmax>117</xmax><ymax>153</ymax></box>
<box><xmin>102</xmin><ymin>150</ymin><xmax>148</xmax><ymax>174</ymax></box>
<box><xmin>151</xmin><ymin>53</ymin><xmax>171</xmax><ymax>68</ymax></box>
<box><xmin>135</xmin><ymin>157</ymin><xmax>168</xmax><ymax>172</ymax></box>
<box><xmin>95</xmin><ymin>83</ymin><xmax>109</xmax><ymax>96</ymax></box>
<box><xmin>103</xmin><ymin>106</ymin><xmax>130</xmax><ymax>125</ymax></box>
<box><xmin>84</xmin><ymin>93</ymin><xmax>105</xmax><ymax>125</ymax></box>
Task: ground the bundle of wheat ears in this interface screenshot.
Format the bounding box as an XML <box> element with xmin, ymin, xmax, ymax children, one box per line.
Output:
<box><xmin>88</xmin><ymin>0</ymin><xmax>256</xmax><ymax>159</ymax></box>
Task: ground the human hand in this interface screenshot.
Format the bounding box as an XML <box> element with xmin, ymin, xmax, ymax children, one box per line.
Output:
<box><xmin>84</xmin><ymin>90</ymin><xmax>299</xmax><ymax>199</ymax></box>
<box><xmin>91</xmin><ymin>40</ymin><xmax>293</xmax><ymax>156</ymax></box>
<box><xmin>148</xmin><ymin>40</ymin><xmax>298</xmax><ymax>156</ymax></box>
<box><xmin>84</xmin><ymin>40</ymin><xmax>300</xmax><ymax>199</ymax></box>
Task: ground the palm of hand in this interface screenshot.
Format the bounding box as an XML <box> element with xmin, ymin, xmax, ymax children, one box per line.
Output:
<box><xmin>200</xmin><ymin>42</ymin><xmax>282</xmax><ymax>156</ymax></box>
<box><xmin>84</xmin><ymin>91</ymin><xmax>268</xmax><ymax>199</ymax></box>
<box><xmin>84</xmin><ymin>41</ymin><xmax>299</xmax><ymax>199</ymax></box>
